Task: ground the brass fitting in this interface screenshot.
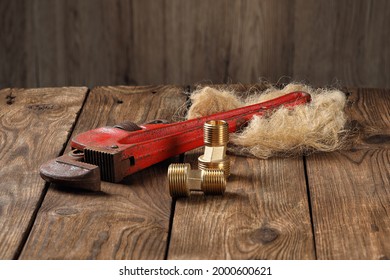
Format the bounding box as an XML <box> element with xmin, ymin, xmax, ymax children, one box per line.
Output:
<box><xmin>198</xmin><ymin>120</ymin><xmax>230</xmax><ymax>177</ymax></box>
<box><xmin>168</xmin><ymin>163</ymin><xmax>226</xmax><ymax>197</ymax></box>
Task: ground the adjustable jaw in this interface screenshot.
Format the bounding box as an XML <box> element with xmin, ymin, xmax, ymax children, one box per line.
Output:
<box><xmin>40</xmin><ymin>152</ymin><xmax>101</xmax><ymax>191</ymax></box>
<box><xmin>40</xmin><ymin>145</ymin><xmax>131</xmax><ymax>191</ymax></box>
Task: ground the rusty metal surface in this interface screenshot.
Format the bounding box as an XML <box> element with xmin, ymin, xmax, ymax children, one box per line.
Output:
<box><xmin>39</xmin><ymin>154</ymin><xmax>101</xmax><ymax>191</ymax></box>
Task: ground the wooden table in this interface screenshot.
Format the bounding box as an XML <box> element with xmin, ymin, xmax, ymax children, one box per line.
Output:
<box><xmin>0</xmin><ymin>85</ymin><xmax>389</xmax><ymax>260</ymax></box>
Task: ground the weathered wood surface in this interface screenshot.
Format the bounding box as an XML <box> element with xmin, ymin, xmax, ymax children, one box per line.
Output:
<box><xmin>0</xmin><ymin>87</ymin><xmax>87</xmax><ymax>259</ymax></box>
<box><xmin>0</xmin><ymin>0</ymin><xmax>37</xmax><ymax>87</ymax></box>
<box><xmin>1</xmin><ymin>85</ymin><xmax>389</xmax><ymax>260</ymax></box>
<box><xmin>294</xmin><ymin>0</ymin><xmax>390</xmax><ymax>88</ymax></box>
<box><xmin>168</xmin><ymin>85</ymin><xmax>315</xmax><ymax>259</ymax></box>
<box><xmin>20</xmin><ymin>86</ymin><xmax>186</xmax><ymax>259</ymax></box>
<box><xmin>345</xmin><ymin>88</ymin><xmax>390</xmax><ymax>150</ymax></box>
<box><xmin>306</xmin><ymin>88</ymin><xmax>390</xmax><ymax>259</ymax></box>
<box><xmin>2</xmin><ymin>0</ymin><xmax>390</xmax><ymax>88</ymax></box>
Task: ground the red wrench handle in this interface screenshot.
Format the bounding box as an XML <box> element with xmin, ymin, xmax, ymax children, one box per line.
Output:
<box><xmin>120</xmin><ymin>91</ymin><xmax>311</xmax><ymax>144</ymax></box>
<box><xmin>122</xmin><ymin>91</ymin><xmax>311</xmax><ymax>174</ymax></box>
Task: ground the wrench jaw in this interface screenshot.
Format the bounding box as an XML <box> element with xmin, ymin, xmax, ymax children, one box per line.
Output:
<box><xmin>39</xmin><ymin>153</ymin><xmax>101</xmax><ymax>192</ymax></box>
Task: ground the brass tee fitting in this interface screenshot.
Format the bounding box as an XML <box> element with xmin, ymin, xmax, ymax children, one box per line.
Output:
<box><xmin>198</xmin><ymin>120</ymin><xmax>230</xmax><ymax>177</ymax></box>
<box><xmin>168</xmin><ymin>163</ymin><xmax>226</xmax><ymax>197</ymax></box>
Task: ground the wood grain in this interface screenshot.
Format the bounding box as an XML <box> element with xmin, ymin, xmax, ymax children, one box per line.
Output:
<box><xmin>227</xmin><ymin>0</ymin><xmax>295</xmax><ymax>84</ymax></box>
<box><xmin>306</xmin><ymin>88</ymin><xmax>390</xmax><ymax>259</ymax></box>
<box><xmin>0</xmin><ymin>87</ymin><xmax>87</xmax><ymax>259</ymax></box>
<box><xmin>20</xmin><ymin>85</ymin><xmax>186</xmax><ymax>259</ymax></box>
<box><xmin>3</xmin><ymin>0</ymin><xmax>389</xmax><ymax>88</ymax></box>
<box><xmin>168</xmin><ymin>85</ymin><xmax>315</xmax><ymax>259</ymax></box>
<box><xmin>28</xmin><ymin>0</ymin><xmax>236</xmax><ymax>86</ymax></box>
<box><xmin>294</xmin><ymin>0</ymin><xmax>390</xmax><ymax>88</ymax></box>
<box><xmin>0</xmin><ymin>0</ymin><xmax>37</xmax><ymax>87</ymax></box>
<box><xmin>345</xmin><ymin>88</ymin><xmax>390</xmax><ymax>149</ymax></box>
<box><xmin>30</xmin><ymin>0</ymin><xmax>136</xmax><ymax>87</ymax></box>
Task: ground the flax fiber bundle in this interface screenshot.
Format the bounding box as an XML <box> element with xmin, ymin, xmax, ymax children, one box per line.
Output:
<box><xmin>187</xmin><ymin>84</ymin><xmax>348</xmax><ymax>158</ymax></box>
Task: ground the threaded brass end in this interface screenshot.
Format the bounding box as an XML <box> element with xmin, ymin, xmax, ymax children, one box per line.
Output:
<box><xmin>204</xmin><ymin>120</ymin><xmax>229</xmax><ymax>146</ymax></box>
<box><xmin>168</xmin><ymin>163</ymin><xmax>191</xmax><ymax>197</ymax></box>
<box><xmin>201</xmin><ymin>169</ymin><xmax>226</xmax><ymax>195</ymax></box>
<box><xmin>198</xmin><ymin>156</ymin><xmax>230</xmax><ymax>177</ymax></box>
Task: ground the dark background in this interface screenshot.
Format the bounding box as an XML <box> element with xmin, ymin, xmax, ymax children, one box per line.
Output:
<box><xmin>1</xmin><ymin>0</ymin><xmax>389</xmax><ymax>89</ymax></box>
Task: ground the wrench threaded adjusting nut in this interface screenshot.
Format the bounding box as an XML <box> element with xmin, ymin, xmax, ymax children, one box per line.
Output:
<box><xmin>168</xmin><ymin>163</ymin><xmax>226</xmax><ymax>197</ymax></box>
<box><xmin>198</xmin><ymin>120</ymin><xmax>230</xmax><ymax>177</ymax></box>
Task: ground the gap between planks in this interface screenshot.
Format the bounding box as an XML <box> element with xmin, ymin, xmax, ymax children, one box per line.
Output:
<box><xmin>0</xmin><ymin>87</ymin><xmax>88</xmax><ymax>259</ymax></box>
<box><xmin>13</xmin><ymin>88</ymin><xmax>91</xmax><ymax>259</ymax></box>
<box><xmin>19</xmin><ymin>85</ymin><xmax>187</xmax><ymax>260</ymax></box>
<box><xmin>166</xmin><ymin>84</ymin><xmax>316</xmax><ymax>260</ymax></box>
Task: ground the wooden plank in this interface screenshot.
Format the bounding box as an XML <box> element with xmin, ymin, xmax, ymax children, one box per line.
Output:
<box><xmin>20</xmin><ymin>85</ymin><xmax>186</xmax><ymax>259</ymax></box>
<box><xmin>3</xmin><ymin>0</ymin><xmax>390</xmax><ymax>88</ymax></box>
<box><xmin>163</xmin><ymin>0</ymin><xmax>238</xmax><ymax>84</ymax></box>
<box><xmin>0</xmin><ymin>87</ymin><xmax>87</xmax><ymax>259</ymax></box>
<box><xmin>168</xmin><ymin>85</ymin><xmax>315</xmax><ymax>259</ymax></box>
<box><xmin>30</xmin><ymin>0</ymin><xmax>136</xmax><ymax>87</ymax></box>
<box><xmin>294</xmin><ymin>0</ymin><xmax>390</xmax><ymax>88</ymax></box>
<box><xmin>227</xmin><ymin>0</ymin><xmax>295</xmax><ymax>84</ymax></box>
<box><xmin>345</xmin><ymin>88</ymin><xmax>390</xmax><ymax>149</ymax></box>
<box><xmin>30</xmin><ymin>0</ymin><xmax>235</xmax><ymax>86</ymax></box>
<box><xmin>306</xmin><ymin>88</ymin><xmax>390</xmax><ymax>259</ymax></box>
<box><xmin>0</xmin><ymin>0</ymin><xmax>37</xmax><ymax>87</ymax></box>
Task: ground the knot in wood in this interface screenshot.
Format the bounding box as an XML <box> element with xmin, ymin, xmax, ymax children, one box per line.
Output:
<box><xmin>27</xmin><ymin>103</ymin><xmax>56</xmax><ymax>111</ymax></box>
<box><xmin>251</xmin><ymin>227</ymin><xmax>279</xmax><ymax>244</ymax></box>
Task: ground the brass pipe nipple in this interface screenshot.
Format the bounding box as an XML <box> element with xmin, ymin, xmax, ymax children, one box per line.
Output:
<box><xmin>168</xmin><ymin>163</ymin><xmax>226</xmax><ymax>198</ymax></box>
<box><xmin>198</xmin><ymin>120</ymin><xmax>230</xmax><ymax>177</ymax></box>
